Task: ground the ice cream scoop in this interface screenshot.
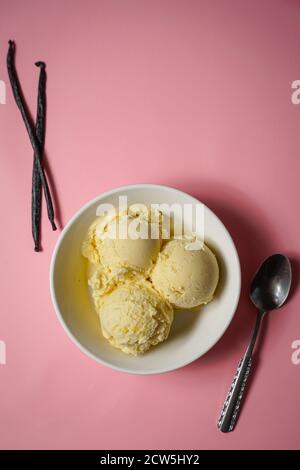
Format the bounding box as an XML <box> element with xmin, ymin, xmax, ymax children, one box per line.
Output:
<box><xmin>98</xmin><ymin>280</ymin><xmax>174</xmax><ymax>355</ymax></box>
<box><xmin>151</xmin><ymin>238</ymin><xmax>219</xmax><ymax>309</ymax></box>
<box><xmin>82</xmin><ymin>207</ymin><xmax>164</xmax><ymax>297</ymax></box>
<box><xmin>82</xmin><ymin>207</ymin><xmax>163</xmax><ymax>273</ymax></box>
<box><xmin>100</xmin><ymin>234</ymin><xmax>161</xmax><ymax>273</ymax></box>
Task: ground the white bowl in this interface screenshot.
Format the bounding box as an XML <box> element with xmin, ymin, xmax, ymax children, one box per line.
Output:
<box><xmin>50</xmin><ymin>184</ymin><xmax>241</xmax><ymax>374</ymax></box>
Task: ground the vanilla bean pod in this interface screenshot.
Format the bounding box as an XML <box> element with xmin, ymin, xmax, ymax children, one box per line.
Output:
<box><xmin>32</xmin><ymin>62</ymin><xmax>46</xmax><ymax>251</ymax></box>
<box><xmin>7</xmin><ymin>40</ymin><xmax>56</xmax><ymax>233</ymax></box>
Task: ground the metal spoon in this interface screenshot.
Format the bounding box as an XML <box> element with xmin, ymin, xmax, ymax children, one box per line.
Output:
<box><xmin>217</xmin><ymin>254</ymin><xmax>292</xmax><ymax>433</ymax></box>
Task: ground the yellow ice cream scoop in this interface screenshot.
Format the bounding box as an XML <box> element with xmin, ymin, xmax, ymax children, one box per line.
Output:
<box><xmin>98</xmin><ymin>280</ymin><xmax>174</xmax><ymax>355</ymax></box>
<box><xmin>151</xmin><ymin>238</ymin><xmax>219</xmax><ymax>309</ymax></box>
<box><xmin>100</xmin><ymin>235</ymin><xmax>161</xmax><ymax>273</ymax></box>
<box><xmin>82</xmin><ymin>206</ymin><xmax>163</xmax><ymax>273</ymax></box>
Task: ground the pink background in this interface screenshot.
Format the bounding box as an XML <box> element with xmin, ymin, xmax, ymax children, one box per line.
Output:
<box><xmin>1</xmin><ymin>0</ymin><xmax>300</xmax><ymax>450</ymax></box>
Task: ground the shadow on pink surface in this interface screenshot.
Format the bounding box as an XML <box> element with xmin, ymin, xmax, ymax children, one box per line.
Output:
<box><xmin>162</xmin><ymin>179</ymin><xmax>279</xmax><ymax>361</ymax></box>
<box><xmin>43</xmin><ymin>154</ymin><xmax>63</xmax><ymax>230</ymax></box>
<box><xmin>160</xmin><ymin>179</ymin><xmax>280</xmax><ymax>426</ymax></box>
<box><xmin>287</xmin><ymin>254</ymin><xmax>300</xmax><ymax>303</ymax></box>
<box><xmin>158</xmin><ymin>178</ymin><xmax>300</xmax><ymax>430</ymax></box>
<box><xmin>34</xmin><ymin>154</ymin><xmax>62</xmax><ymax>252</ymax></box>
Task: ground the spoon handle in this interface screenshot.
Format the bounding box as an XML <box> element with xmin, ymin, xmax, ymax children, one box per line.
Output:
<box><xmin>217</xmin><ymin>310</ymin><xmax>265</xmax><ymax>432</ymax></box>
<box><xmin>217</xmin><ymin>354</ymin><xmax>252</xmax><ymax>432</ymax></box>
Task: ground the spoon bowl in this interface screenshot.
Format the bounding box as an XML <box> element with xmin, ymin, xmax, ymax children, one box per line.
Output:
<box><xmin>250</xmin><ymin>254</ymin><xmax>292</xmax><ymax>312</ymax></box>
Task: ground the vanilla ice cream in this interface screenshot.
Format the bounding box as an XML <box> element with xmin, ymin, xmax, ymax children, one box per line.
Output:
<box><xmin>82</xmin><ymin>207</ymin><xmax>163</xmax><ymax>267</ymax></box>
<box><xmin>82</xmin><ymin>206</ymin><xmax>163</xmax><ymax>296</ymax></box>
<box><xmin>98</xmin><ymin>280</ymin><xmax>174</xmax><ymax>355</ymax></box>
<box><xmin>82</xmin><ymin>205</ymin><xmax>220</xmax><ymax>355</ymax></box>
<box><xmin>151</xmin><ymin>238</ymin><xmax>219</xmax><ymax>309</ymax></box>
